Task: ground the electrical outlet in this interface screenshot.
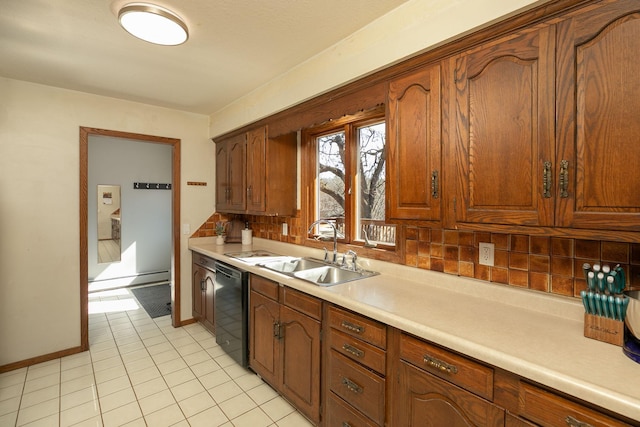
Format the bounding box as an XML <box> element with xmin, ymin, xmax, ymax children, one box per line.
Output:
<box><xmin>182</xmin><ymin>223</ymin><xmax>190</xmax><ymax>235</ymax></box>
<box><xmin>479</xmin><ymin>242</ymin><xmax>495</xmax><ymax>266</ymax></box>
<box><xmin>282</xmin><ymin>223</ymin><xmax>288</xmax><ymax>236</ymax></box>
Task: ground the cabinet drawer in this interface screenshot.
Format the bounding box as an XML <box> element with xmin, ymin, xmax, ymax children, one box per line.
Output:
<box><xmin>281</xmin><ymin>286</ymin><xmax>322</xmax><ymax>321</ymax></box>
<box><xmin>400</xmin><ymin>333</ymin><xmax>493</xmax><ymax>400</ymax></box>
<box><xmin>326</xmin><ymin>392</ymin><xmax>378</xmax><ymax>427</ymax></box>
<box><xmin>328</xmin><ymin>350</ymin><xmax>385</xmax><ymax>425</ymax></box>
<box><xmin>250</xmin><ymin>275</ymin><xmax>279</xmax><ymax>301</ymax></box>
<box><xmin>519</xmin><ymin>382</ymin><xmax>632</xmax><ymax>427</ymax></box>
<box><xmin>329</xmin><ymin>328</ymin><xmax>385</xmax><ymax>375</ymax></box>
<box><xmin>328</xmin><ymin>306</ymin><xmax>386</xmax><ymax>349</ymax></box>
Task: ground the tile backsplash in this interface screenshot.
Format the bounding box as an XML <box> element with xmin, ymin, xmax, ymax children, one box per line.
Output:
<box><xmin>403</xmin><ymin>228</ymin><xmax>640</xmax><ymax>297</ymax></box>
<box><xmin>192</xmin><ymin>214</ymin><xmax>639</xmax><ymax>298</ymax></box>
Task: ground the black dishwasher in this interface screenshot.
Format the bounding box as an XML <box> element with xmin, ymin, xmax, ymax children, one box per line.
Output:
<box><xmin>214</xmin><ymin>261</ymin><xmax>249</xmax><ymax>367</ymax></box>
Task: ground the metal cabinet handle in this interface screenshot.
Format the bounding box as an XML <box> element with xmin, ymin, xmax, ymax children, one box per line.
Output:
<box><xmin>341</xmin><ymin>376</ymin><xmax>363</xmax><ymax>394</ymax></box>
<box><xmin>423</xmin><ymin>354</ymin><xmax>458</xmax><ymax>375</ymax></box>
<box><xmin>341</xmin><ymin>320</ymin><xmax>364</xmax><ymax>334</ymax></box>
<box><xmin>431</xmin><ymin>170</ymin><xmax>439</xmax><ymax>199</ymax></box>
<box><xmin>565</xmin><ymin>415</ymin><xmax>593</xmax><ymax>427</ymax></box>
<box><xmin>559</xmin><ymin>159</ymin><xmax>569</xmax><ymax>198</ymax></box>
<box><xmin>542</xmin><ymin>161</ymin><xmax>552</xmax><ymax>198</ymax></box>
<box><xmin>342</xmin><ymin>343</ymin><xmax>364</xmax><ymax>358</ymax></box>
<box><xmin>273</xmin><ymin>322</ymin><xmax>280</xmax><ymax>338</ymax></box>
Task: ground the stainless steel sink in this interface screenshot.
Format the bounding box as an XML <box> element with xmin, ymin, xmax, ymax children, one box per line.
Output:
<box><xmin>259</xmin><ymin>257</ymin><xmax>378</xmax><ymax>286</ymax></box>
<box><xmin>259</xmin><ymin>257</ymin><xmax>327</xmax><ymax>273</ymax></box>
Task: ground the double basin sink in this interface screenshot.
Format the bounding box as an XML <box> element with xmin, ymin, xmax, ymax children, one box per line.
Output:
<box><xmin>258</xmin><ymin>257</ymin><xmax>378</xmax><ymax>286</ymax></box>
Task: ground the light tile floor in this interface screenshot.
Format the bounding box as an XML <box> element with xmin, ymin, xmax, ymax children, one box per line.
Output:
<box><xmin>0</xmin><ymin>287</ymin><xmax>314</xmax><ymax>427</ymax></box>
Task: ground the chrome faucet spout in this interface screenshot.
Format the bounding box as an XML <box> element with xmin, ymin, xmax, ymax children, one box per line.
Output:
<box><xmin>308</xmin><ymin>219</ymin><xmax>338</xmax><ymax>264</ymax></box>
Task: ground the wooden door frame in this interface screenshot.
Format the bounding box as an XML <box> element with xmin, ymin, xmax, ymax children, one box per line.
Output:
<box><xmin>79</xmin><ymin>127</ymin><xmax>181</xmax><ymax>350</ymax></box>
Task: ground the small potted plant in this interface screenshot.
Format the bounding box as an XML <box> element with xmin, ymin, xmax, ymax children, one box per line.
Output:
<box><xmin>215</xmin><ymin>221</ymin><xmax>227</xmax><ymax>245</ymax></box>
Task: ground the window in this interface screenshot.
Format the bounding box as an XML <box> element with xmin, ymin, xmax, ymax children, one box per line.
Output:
<box><xmin>305</xmin><ymin>109</ymin><xmax>396</xmax><ymax>248</ymax></box>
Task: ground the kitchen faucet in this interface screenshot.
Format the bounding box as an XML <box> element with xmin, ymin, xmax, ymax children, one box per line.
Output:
<box><xmin>308</xmin><ymin>219</ymin><xmax>338</xmax><ymax>264</ymax></box>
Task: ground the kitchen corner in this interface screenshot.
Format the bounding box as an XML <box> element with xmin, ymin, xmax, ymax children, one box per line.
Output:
<box><xmin>190</xmin><ymin>236</ymin><xmax>640</xmax><ymax>422</ymax></box>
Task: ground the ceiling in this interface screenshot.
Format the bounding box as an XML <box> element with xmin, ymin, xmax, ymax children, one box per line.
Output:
<box><xmin>0</xmin><ymin>0</ymin><xmax>409</xmax><ymax>115</ymax></box>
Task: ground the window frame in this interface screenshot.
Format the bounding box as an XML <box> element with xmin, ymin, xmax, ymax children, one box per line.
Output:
<box><xmin>301</xmin><ymin>106</ymin><xmax>400</xmax><ymax>260</ymax></box>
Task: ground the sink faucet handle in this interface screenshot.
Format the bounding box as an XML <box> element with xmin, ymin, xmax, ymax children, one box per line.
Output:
<box><xmin>345</xmin><ymin>250</ymin><xmax>358</xmax><ymax>271</ymax></box>
<box><xmin>323</xmin><ymin>247</ymin><xmax>328</xmax><ymax>262</ymax></box>
<box><xmin>341</xmin><ymin>253</ymin><xmax>348</xmax><ymax>267</ymax></box>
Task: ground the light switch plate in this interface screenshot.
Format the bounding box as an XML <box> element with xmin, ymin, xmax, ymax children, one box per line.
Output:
<box><xmin>479</xmin><ymin>242</ymin><xmax>495</xmax><ymax>266</ymax></box>
<box><xmin>182</xmin><ymin>223</ymin><xmax>190</xmax><ymax>235</ymax></box>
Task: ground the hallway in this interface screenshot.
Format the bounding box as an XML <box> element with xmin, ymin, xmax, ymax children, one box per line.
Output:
<box><xmin>0</xmin><ymin>288</ymin><xmax>312</xmax><ymax>427</ymax></box>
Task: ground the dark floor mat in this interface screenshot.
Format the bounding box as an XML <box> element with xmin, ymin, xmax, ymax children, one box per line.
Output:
<box><xmin>131</xmin><ymin>284</ymin><xmax>171</xmax><ymax>319</ymax></box>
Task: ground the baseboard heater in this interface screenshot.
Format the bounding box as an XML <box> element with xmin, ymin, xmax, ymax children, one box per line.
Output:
<box><xmin>89</xmin><ymin>270</ymin><xmax>170</xmax><ymax>292</ymax></box>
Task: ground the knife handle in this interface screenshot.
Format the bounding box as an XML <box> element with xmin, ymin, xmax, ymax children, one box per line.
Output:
<box><xmin>587</xmin><ymin>271</ymin><xmax>595</xmax><ymax>292</ymax></box>
<box><xmin>587</xmin><ymin>292</ymin><xmax>596</xmax><ymax>316</ymax></box>
<box><xmin>614</xmin><ymin>265</ymin><xmax>626</xmax><ymax>293</ymax></box>
<box><xmin>609</xmin><ymin>296</ymin><xmax>617</xmax><ymax>320</ymax></box>
<box><xmin>596</xmin><ymin>272</ymin><xmax>605</xmax><ymax>293</ymax></box>
<box><xmin>594</xmin><ymin>293</ymin><xmax>602</xmax><ymax>317</ymax></box>
<box><xmin>580</xmin><ymin>291</ymin><xmax>590</xmax><ymax>314</ymax></box>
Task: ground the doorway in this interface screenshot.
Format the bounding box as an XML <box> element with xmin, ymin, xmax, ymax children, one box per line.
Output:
<box><xmin>79</xmin><ymin>127</ymin><xmax>181</xmax><ymax>351</ymax></box>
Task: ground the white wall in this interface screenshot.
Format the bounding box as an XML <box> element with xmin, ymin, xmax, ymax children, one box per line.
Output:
<box><xmin>209</xmin><ymin>0</ymin><xmax>550</xmax><ymax>137</ymax></box>
<box><xmin>0</xmin><ymin>78</ymin><xmax>213</xmax><ymax>366</ymax></box>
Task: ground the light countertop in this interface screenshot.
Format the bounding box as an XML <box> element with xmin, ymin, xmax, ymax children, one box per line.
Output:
<box><xmin>189</xmin><ymin>237</ymin><xmax>640</xmax><ymax>422</ymax></box>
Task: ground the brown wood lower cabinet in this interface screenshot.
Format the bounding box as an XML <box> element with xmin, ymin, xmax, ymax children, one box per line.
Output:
<box><xmin>245</xmin><ymin>280</ymin><xmax>636</xmax><ymax>426</ymax></box>
<box><xmin>505</xmin><ymin>413</ymin><xmax>537</xmax><ymax>427</ymax></box>
<box><xmin>191</xmin><ymin>254</ymin><xmax>215</xmax><ymax>333</ymax></box>
<box><xmin>248</xmin><ymin>275</ymin><xmax>321</xmax><ymax>424</ymax></box>
<box><xmin>325</xmin><ymin>392</ymin><xmax>379</xmax><ymax>427</ymax></box>
<box><xmin>390</xmin><ymin>329</ymin><xmax>637</xmax><ymax>427</ymax></box>
<box><xmin>323</xmin><ymin>305</ymin><xmax>387</xmax><ymax>426</ymax></box>
<box><xmin>396</xmin><ymin>361</ymin><xmax>504</xmax><ymax>426</ymax></box>
<box><xmin>516</xmin><ymin>381</ymin><xmax>633</xmax><ymax>427</ymax></box>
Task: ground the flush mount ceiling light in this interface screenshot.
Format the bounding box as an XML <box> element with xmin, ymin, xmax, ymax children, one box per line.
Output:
<box><xmin>118</xmin><ymin>3</ymin><xmax>188</xmax><ymax>46</ymax></box>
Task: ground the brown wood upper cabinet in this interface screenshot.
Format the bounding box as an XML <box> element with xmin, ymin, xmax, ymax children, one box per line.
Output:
<box><xmin>449</xmin><ymin>0</ymin><xmax>640</xmax><ymax>232</ymax></box>
<box><xmin>216</xmin><ymin>126</ymin><xmax>297</xmax><ymax>216</ymax></box>
<box><xmin>387</xmin><ymin>63</ymin><xmax>442</xmax><ymax>224</ymax></box>
<box><xmin>216</xmin><ymin>133</ymin><xmax>246</xmax><ymax>213</ymax></box>
<box><xmin>449</xmin><ymin>24</ymin><xmax>556</xmax><ymax>228</ymax></box>
<box><xmin>555</xmin><ymin>0</ymin><xmax>640</xmax><ymax>231</ymax></box>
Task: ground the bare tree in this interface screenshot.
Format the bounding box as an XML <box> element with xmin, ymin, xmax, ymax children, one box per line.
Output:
<box><xmin>317</xmin><ymin>125</ymin><xmax>386</xmax><ymax>221</ymax></box>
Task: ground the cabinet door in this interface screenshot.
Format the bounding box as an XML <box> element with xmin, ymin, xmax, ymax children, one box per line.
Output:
<box><xmin>227</xmin><ymin>136</ymin><xmax>246</xmax><ymax>212</ymax></box>
<box><xmin>451</xmin><ymin>25</ymin><xmax>555</xmax><ymax>227</ymax></box>
<box><xmin>387</xmin><ymin>63</ymin><xmax>442</xmax><ymax>223</ymax></box>
<box><xmin>246</xmin><ymin>127</ymin><xmax>266</xmax><ymax>213</ymax></box>
<box><xmin>192</xmin><ymin>263</ymin><xmax>204</xmax><ymax>320</ymax></box>
<box><xmin>215</xmin><ymin>142</ymin><xmax>230</xmax><ymax>210</ymax></box>
<box><xmin>556</xmin><ymin>0</ymin><xmax>640</xmax><ymax>230</ymax></box>
<box><xmin>249</xmin><ymin>290</ymin><xmax>280</xmax><ymax>386</ymax></box>
<box><xmin>279</xmin><ymin>304</ymin><xmax>321</xmax><ymax>424</ymax></box>
<box><xmin>203</xmin><ymin>269</ymin><xmax>215</xmax><ymax>331</ymax></box>
<box><xmin>396</xmin><ymin>362</ymin><xmax>504</xmax><ymax>427</ymax></box>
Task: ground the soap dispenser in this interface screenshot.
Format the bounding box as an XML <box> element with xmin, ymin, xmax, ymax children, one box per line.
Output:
<box><xmin>242</xmin><ymin>221</ymin><xmax>252</xmax><ymax>246</ymax></box>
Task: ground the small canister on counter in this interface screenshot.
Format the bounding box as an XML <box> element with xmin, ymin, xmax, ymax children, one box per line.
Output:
<box><xmin>242</xmin><ymin>222</ymin><xmax>252</xmax><ymax>245</ymax></box>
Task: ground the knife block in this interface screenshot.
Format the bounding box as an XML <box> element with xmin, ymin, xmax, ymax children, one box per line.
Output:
<box><xmin>583</xmin><ymin>313</ymin><xmax>623</xmax><ymax>346</ymax></box>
